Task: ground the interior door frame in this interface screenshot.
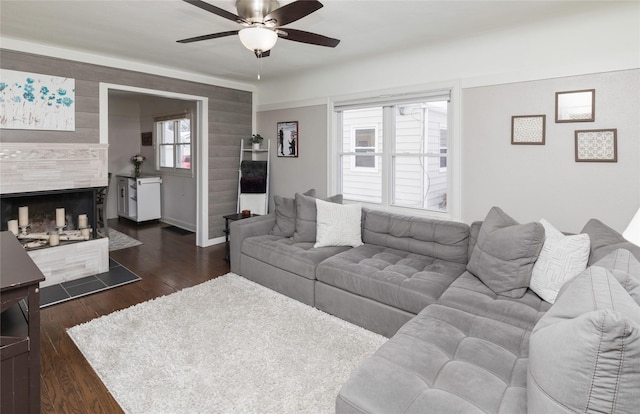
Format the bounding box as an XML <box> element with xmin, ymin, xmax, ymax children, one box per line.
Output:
<box><xmin>99</xmin><ymin>83</ymin><xmax>209</xmax><ymax>247</ymax></box>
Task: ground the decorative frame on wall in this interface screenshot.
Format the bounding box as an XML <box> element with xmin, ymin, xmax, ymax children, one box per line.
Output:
<box><xmin>511</xmin><ymin>115</ymin><xmax>546</xmax><ymax>145</ymax></box>
<box><xmin>277</xmin><ymin>121</ymin><xmax>298</xmax><ymax>157</ymax></box>
<box><xmin>575</xmin><ymin>129</ymin><xmax>617</xmax><ymax>162</ymax></box>
<box><xmin>0</xmin><ymin>69</ymin><xmax>76</xmax><ymax>131</ymax></box>
<box><xmin>141</xmin><ymin>132</ymin><xmax>153</xmax><ymax>146</ymax></box>
<box><xmin>555</xmin><ymin>89</ymin><xmax>595</xmax><ymax>123</ymax></box>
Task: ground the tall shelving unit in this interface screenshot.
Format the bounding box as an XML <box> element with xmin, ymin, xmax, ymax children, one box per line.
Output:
<box><xmin>237</xmin><ymin>139</ymin><xmax>270</xmax><ymax>215</ymax></box>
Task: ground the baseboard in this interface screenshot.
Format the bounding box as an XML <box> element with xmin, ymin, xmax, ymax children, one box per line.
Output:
<box><xmin>160</xmin><ymin>217</ymin><xmax>195</xmax><ymax>232</ymax></box>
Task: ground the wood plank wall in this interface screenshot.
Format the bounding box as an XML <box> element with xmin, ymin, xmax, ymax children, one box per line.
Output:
<box><xmin>0</xmin><ymin>49</ymin><xmax>252</xmax><ymax>240</ymax></box>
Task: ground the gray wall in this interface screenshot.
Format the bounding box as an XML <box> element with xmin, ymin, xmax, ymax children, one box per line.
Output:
<box><xmin>0</xmin><ymin>49</ymin><xmax>252</xmax><ymax>239</ymax></box>
<box><xmin>257</xmin><ymin>104</ymin><xmax>329</xmax><ymax>209</ymax></box>
<box><xmin>462</xmin><ymin>69</ymin><xmax>640</xmax><ymax>233</ymax></box>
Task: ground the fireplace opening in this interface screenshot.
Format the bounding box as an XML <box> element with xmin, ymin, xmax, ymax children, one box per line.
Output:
<box><xmin>1</xmin><ymin>188</ymin><xmax>102</xmax><ymax>250</ymax></box>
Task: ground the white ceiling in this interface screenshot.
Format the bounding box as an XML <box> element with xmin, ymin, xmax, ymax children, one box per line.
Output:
<box><xmin>0</xmin><ymin>1</ymin><xmax>617</xmax><ymax>84</ymax></box>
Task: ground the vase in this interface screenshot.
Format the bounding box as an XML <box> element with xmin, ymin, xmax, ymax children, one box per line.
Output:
<box><xmin>252</xmin><ymin>143</ymin><xmax>261</xmax><ymax>150</ymax></box>
<box><xmin>134</xmin><ymin>165</ymin><xmax>141</xmax><ymax>178</ymax></box>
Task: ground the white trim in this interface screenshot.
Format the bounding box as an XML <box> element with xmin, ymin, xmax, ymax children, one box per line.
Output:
<box><xmin>99</xmin><ymin>83</ymin><xmax>211</xmax><ymax>247</ymax></box>
<box><xmin>199</xmin><ymin>235</ymin><xmax>226</xmax><ymax>247</ymax></box>
<box><xmin>257</xmin><ymin>97</ymin><xmax>329</xmax><ymax>112</ymax></box>
<box><xmin>3</xmin><ymin>37</ymin><xmax>255</xmax><ymax>93</ymax></box>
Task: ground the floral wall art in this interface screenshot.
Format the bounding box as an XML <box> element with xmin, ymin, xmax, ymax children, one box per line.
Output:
<box><xmin>0</xmin><ymin>69</ymin><xmax>75</xmax><ymax>131</ymax></box>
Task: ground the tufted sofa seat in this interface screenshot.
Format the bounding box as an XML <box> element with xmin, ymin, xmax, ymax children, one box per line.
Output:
<box><xmin>316</xmin><ymin>245</ymin><xmax>468</xmax><ymax>314</ymax></box>
<box><xmin>336</xmin><ymin>302</ymin><xmax>535</xmax><ymax>414</ymax></box>
<box><xmin>437</xmin><ymin>271</ymin><xmax>551</xmax><ymax>330</ymax></box>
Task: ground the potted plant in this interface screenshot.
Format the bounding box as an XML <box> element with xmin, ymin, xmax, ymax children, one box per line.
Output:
<box><xmin>251</xmin><ymin>134</ymin><xmax>264</xmax><ymax>150</ymax></box>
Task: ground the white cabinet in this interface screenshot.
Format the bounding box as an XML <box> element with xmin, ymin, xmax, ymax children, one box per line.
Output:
<box><xmin>117</xmin><ymin>176</ymin><xmax>162</xmax><ymax>222</ymax></box>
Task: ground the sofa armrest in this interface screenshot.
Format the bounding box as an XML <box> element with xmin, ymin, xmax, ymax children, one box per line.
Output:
<box><xmin>229</xmin><ymin>214</ymin><xmax>276</xmax><ymax>274</ymax></box>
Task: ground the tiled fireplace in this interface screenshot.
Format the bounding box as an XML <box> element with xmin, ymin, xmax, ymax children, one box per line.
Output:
<box><xmin>0</xmin><ymin>143</ymin><xmax>109</xmax><ymax>287</ymax></box>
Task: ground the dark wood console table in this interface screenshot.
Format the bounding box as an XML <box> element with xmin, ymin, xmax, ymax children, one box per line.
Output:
<box><xmin>1</xmin><ymin>231</ymin><xmax>45</xmax><ymax>414</ymax></box>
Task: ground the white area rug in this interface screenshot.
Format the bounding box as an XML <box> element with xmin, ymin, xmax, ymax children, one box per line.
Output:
<box><xmin>67</xmin><ymin>273</ymin><xmax>387</xmax><ymax>413</ymax></box>
<box><xmin>108</xmin><ymin>229</ymin><xmax>142</xmax><ymax>251</ymax></box>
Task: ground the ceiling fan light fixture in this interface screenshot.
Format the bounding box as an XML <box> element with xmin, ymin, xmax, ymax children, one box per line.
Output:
<box><xmin>238</xmin><ymin>26</ymin><xmax>278</xmax><ymax>53</ymax></box>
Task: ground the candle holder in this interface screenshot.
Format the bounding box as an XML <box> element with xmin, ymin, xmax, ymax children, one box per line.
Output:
<box><xmin>79</xmin><ymin>227</ymin><xmax>91</xmax><ymax>240</ymax></box>
<box><xmin>19</xmin><ymin>224</ymin><xmax>30</xmax><ymax>236</ymax></box>
<box><xmin>56</xmin><ymin>225</ymin><xmax>66</xmax><ymax>234</ymax></box>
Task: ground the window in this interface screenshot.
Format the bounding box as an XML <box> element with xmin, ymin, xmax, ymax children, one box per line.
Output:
<box><xmin>335</xmin><ymin>90</ymin><xmax>451</xmax><ymax>213</ymax></box>
<box><xmin>353</xmin><ymin>126</ymin><xmax>377</xmax><ymax>169</ymax></box>
<box><xmin>155</xmin><ymin>113</ymin><xmax>192</xmax><ymax>173</ymax></box>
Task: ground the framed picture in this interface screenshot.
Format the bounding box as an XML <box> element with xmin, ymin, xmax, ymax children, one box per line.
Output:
<box><xmin>277</xmin><ymin>121</ymin><xmax>298</xmax><ymax>157</ymax></box>
<box><xmin>0</xmin><ymin>69</ymin><xmax>76</xmax><ymax>131</ymax></box>
<box><xmin>556</xmin><ymin>89</ymin><xmax>595</xmax><ymax>123</ymax></box>
<box><xmin>575</xmin><ymin>129</ymin><xmax>617</xmax><ymax>162</ymax></box>
<box><xmin>511</xmin><ymin>115</ymin><xmax>546</xmax><ymax>145</ymax></box>
<box><xmin>141</xmin><ymin>132</ymin><xmax>152</xmax><ymax>146</ymax></box>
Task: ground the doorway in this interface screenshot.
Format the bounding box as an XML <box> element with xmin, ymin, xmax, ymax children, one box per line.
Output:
<box><xmin>99</xmin><ymin>83</ymin><xmax>209</xmax><ymax>246</ymax></box>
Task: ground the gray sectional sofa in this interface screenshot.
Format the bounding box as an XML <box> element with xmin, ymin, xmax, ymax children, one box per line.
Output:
<box><xmin>230</xmin><ymin>194</ymin><xmax>640</xmax><ymax>414</ymax></box>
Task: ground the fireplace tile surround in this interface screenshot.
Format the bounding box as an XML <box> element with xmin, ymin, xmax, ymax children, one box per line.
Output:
<box><xmin>1</xmin><ymin>143</ymin><xmax>109</xmax><ymax>287</ymax></box>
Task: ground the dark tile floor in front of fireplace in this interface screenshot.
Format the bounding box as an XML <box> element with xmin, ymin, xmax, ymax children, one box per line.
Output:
<box><xmin>40</xmin><ymin>259</ymin><xmax>141</xmax><ymax>308</ymax></box>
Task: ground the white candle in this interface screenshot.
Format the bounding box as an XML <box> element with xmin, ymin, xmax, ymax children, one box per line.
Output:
<box><xmin>56</xmin><ymin>208</ymin><xmax>65</xmax><ymax>227</ymax></box>
<box><xmin>7</xmin><ymin>220</ymin><xmax>18</xmax><ymax>235</ymax></box>
<box><xmin>18</xmin><ymin>206</ymin><xmax>28</xmax><ymax>226</ymax></box>
<box><xmin>78</xmin><ymin>214</ymin><xmax>88</xmax><ymax>228</ymax></box>
<box><xmin>49</xmin><ymin>232</ymin><xmax>60</xmax><ymax>246</ymax></box>
<box><xmin>81</xmin><ymin>228</ymin><xmax>90</xmax><ymax>239</ymax></box>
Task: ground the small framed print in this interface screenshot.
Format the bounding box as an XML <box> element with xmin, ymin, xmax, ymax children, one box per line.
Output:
<box><xmin>556</xmin><ymin>89</ymin><xmax>595</xmax><ymax>123</ymax></box>
<box><xmin>141</xmin><ymin>132</ymin><xmax>152</xmax><ymax>146</ymax></box>
<box><xmin>511</xmin><ymin>115</ymin><xmax>545</xmax><ymax>145</ymax></box>
<box><xmin>575</xmin><ymin>129</ymin><xmax>617</xmax><ymax>162</ymax></box>
<box><xmin>277</xmin><ymin>121</ymin><xmax>298</xmax><ymax>157</ymax></box>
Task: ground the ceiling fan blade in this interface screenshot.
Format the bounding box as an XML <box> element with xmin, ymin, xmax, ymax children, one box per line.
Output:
<box><xmin>277</xmin><ymin>28</ymin><xmax>340</xmax><ymax>48</ymax></box>
<box><xmin>177</xmin><ymin>30</ymin><xmax>239</xmax><ymax>44</ymax></box>
<box><xmin>254</xmin><ymin>50</ymin><xmax>271</xmax><ymax>59</ymax></box>
<box><xmin>182</xmin><ymin>0</ymin><xmax>246</xmax><ymax>24</ymax></box>
<box><xmin>264</xmin><ymin>0</ymin><xmax>323</xmax><ymax>27</ymax></box>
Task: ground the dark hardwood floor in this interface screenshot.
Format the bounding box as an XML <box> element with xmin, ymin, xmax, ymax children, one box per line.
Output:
<box><xmin>40</xmin><ymin>218</ymin><xmax>230</xmax><ymax>414</ymax></box>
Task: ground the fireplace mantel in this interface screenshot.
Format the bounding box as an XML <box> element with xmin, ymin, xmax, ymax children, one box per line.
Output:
<box><xmin>0</xmin><ymin>143</ymin><xmax>108</xmax><ymax>194</ymax></box>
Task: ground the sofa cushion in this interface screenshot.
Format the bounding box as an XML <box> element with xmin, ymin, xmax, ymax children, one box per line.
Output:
<box><xmin>362</xmin><ymin>209</ymin><xmax>470</xmax><ymax>265</ymax></box>
<box><xmin>581</xmin><ymin>218</ymin><xmax>640</xmax><ymax>264</ymax></box>
<box><xmin>241</xmin><ymin>235</ymin><xmax>351</xmax><ymax>280</ymax></box>
<box><xmin>314</xmin><ymin>200</ymin><xmax>363</xmax><ymax>248</ymax></box>
<box><xmin>467</xmin><ymin>207</ymin><xmax>545</xmax><ymax>298</ymax></box>
<box><xmin>529</xmin><ymin>218</ymin><xmax>590</xmax><ymax>303</ymax></box>
<box><xmin>270</xmin><ymin>189</ymin><xmax>316</xmax><ymax>237</ymax></box>
<box><xmin>292</xmin><ymin>192</ymin><xmax>343</xmax><ymax>243</ymax></box>
<box><xmin>337</xmin><ymin>304</ymin><xmax>533</xmax><ymax>414</ymax></box>
<box><xmin>528</xmin><ymin>266</ymin><xmax>640</xmax><ymax>414</ymax></box>
<box><xmin>317</xmin><ymin>244</ymin><xmax>467</xmax><ymax>314</ymax></box>
<box><xmin>437</xmin><ymin>271</ymin><xmax>551</xmax><ymax>331</ymax></box>
<box><xmin>593</xmin><ymin>248</ymin><xmax>640</xmax><ymax>305</ymax></box>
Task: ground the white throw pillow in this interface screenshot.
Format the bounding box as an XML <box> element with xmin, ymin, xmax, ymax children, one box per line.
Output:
<box><xmin>530</xmin><ymin>219</ymin><xmax>590</xmax><ymax>303</ymax></box>
<box><xmin>314</xmin><ymin>199</ymin><xmax>363</xmax><ymax>248</ymax></box>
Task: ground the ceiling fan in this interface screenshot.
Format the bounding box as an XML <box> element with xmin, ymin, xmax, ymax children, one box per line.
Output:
<box><xmin>177</xmin><ymin>0</ymin><xmax>340</xmax><ymax>58</ymax></box>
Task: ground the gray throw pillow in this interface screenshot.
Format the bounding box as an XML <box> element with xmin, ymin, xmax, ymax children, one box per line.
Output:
<box><xmin>467</xmin><ymin>206</ymin><xmax>544</xmax><ymax>298</ymax></box>
<box><xmin>270</xmin><ymin>189</ymin><xmax>316</xmax><ymax>237</ymax></box>
<box><xmin>592</xmin><ymin>248</ymin><xmax>640</xmax><ymax>305</ymax></box>
<box><xmin>292</xmin><ymin>192</ymin><xmax>343</xmax><ymax>243</ymax></box>
<box><xmin>528</xmin><ymin>266</ymin><xmax>640</xmax><ymax>414</ymax></box>
<box><xmin>581</xmin><ymin>218</ymin><xmax>640</xmax><ymax>264</ymax></box>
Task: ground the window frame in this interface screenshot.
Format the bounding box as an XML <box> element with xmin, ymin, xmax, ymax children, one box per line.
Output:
<box><xmin>330</xmin><ymin>85</ymin><xmax>460</xmax><ymax>221</ymax></box>
<box><xmin>350</xmin><ymin>124</ymin><xmax>379</xmax><ymax>172</ymax></box>
<box><xmin>154</xmin><ymin>112</ymin><xmax>193</xmax><ymax>177</ymax></box>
